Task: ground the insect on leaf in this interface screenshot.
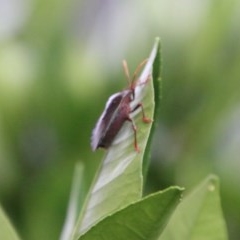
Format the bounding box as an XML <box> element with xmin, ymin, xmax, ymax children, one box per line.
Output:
<box><xmin>73</xmin><ymin>38</ymin><xmax>161</xmax><ymax>239</ymax></box>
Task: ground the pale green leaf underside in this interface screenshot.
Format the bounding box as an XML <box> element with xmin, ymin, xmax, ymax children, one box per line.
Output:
<box><xmin>159</xmin><ymin>175</ymin><xmax>228</xmax><ymax>240</ymax></box>
<box><xmin>79</xmin><ymin>187</ymin><xmax>183</xmax><ymax>240</ymax></box>
<box><xmin>73</xmin><ymin>38</ymin><xmax>160</xmax><ymax>238</ymax></box>
<box><xmin>0</xmin><ymin>206</ymin><xmax>20</xmax><ymax>240</ymax></box>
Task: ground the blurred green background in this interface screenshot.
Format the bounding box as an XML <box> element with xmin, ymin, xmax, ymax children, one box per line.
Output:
<box><xmin>0</xmin><ymin>0</ymin><xmax>240</xmax><ymax>239</ymax></box>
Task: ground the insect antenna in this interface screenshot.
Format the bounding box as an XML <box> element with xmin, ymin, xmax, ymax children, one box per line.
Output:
<box><xmin>131</xmin><ymin>59</ymin><xmax>148</xmax><ymax>86</ymax></box>
<box><xmin>123</xmin><ymin>59</ymin><xmax>148</xmax><ymax>90</ymax></box>
<box><xmin>122</xmin><ymin>60</ymin><xmax>131</xmax><ymax>86</ymax></box>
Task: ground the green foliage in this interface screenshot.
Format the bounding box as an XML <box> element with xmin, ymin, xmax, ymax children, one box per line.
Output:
<box><xmin>65</xmin><ymin>38</ymin><xmax>164</xmax><ymax>239</ymax></box>
<box><xmin>61</xmin><ymin>163</ymin><xmax>85</xmax><ymax>240</ymax></box>
<box><xmin>79</xmin><ymin>187</ymin><xmax>182</xmax><ymax>240</ymax></box>
<box><xmin>0</xmin><ymin>1</ymin><xmax>239</xmax><ymax>239</ymax></box>
<box><xmin>160</xmin><ymin>175</ymin><xmax>228</xmax><ymax>240</ymax></box>
<box><xmin>56</xmin><ymin>39</ymin><xmax>227</xmax><ymax>240</ymax></box>
<box><xmin>0</xmin><ymin>206</ymin><xmax>20</xmax><ymax>240</ymax></box>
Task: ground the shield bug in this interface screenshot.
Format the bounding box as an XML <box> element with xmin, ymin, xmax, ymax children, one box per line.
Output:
<box><xmin>91</xmin><ymin>59</ymin><xmax>152</xmax><ymax>152</ymax></box>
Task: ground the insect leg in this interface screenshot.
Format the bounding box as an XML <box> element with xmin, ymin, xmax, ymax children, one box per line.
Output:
<box><xmin>131</xmin><ymin>103</ymin><xmax>152</xmax><ymax>123</ymax></box>
<box><xmin>126</xmin><ymin>117</ymin><xmax>140</xmax><ymax>152</ymax></box>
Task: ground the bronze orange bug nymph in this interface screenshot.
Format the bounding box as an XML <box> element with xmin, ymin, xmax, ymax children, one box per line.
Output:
<box><xmin>91</xmin><ymin>59</ymin><xmax>152</xmax><ymax>152</ymax></box>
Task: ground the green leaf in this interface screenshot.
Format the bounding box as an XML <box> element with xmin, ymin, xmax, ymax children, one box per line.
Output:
<box><xmin>0</xmin><ymin>205</ymin><xmax>20</xmax><ymax>240</ymax></box>
<box><xmin>78</xmin><ymin>187</ymin><xmax>183</xmax><ymax>240</ymax></box>
<box><xmin>60</xmin><ymin>163</ymin><xmax>85</xmax><ymax>240</ymax></box>
<box><xmin>72</xmin><ymin>39</ymin><xmax>161</xmax><ymax>238</ymax></box>
<box><xmin>142</xmin><ymin>37</ymin><xmax>162</xmax><ymax>178</ymax></box>
<box><xmin>159</xmin><ymin>175</ymin><xmax>228</xmax><ymax>240</ymax></box>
